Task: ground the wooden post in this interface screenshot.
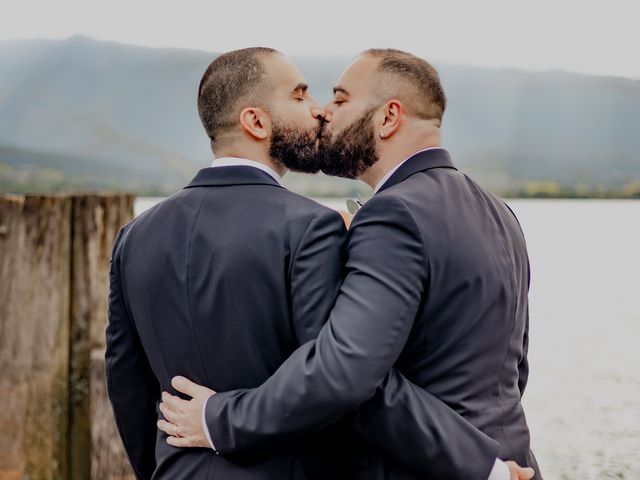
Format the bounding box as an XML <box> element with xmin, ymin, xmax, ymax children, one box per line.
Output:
<box><xmin>0</xmin><ymin>195</ymin><xmax>72</xmax><ymax>480</ymax></box>
<box><xmin>90</xmin><ymin>350</ymin><xmax>135</xmax><ymax>480</ymax></box>
<box><xmin>69</xmin><ymin>194</ymin><xmax>134</xmax><ymax>480</ymax></box>
<box><xmin>0</xmin><ymin>193</ymin><xmax>135</xmax><ymax>480</ymax></box>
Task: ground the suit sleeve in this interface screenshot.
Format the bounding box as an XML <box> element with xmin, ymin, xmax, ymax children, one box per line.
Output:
<box><xmin>349</xmin><ymin>369</ymin><xmax>499</xmax><ymax>479</ymax></box>
<box><xmin>204</xmin><ymin>195</ymin><xmax>499</xmax><ymax>479</ymax></box>
<box><xmin>505</xmin><ymin>202</ymin><xmax>531</xmax><ymax>397</ymax></box>
<box><xmin>518</xmin><ymin>307</ymin><xmax>530</xmax><ymax>396</ymax></box>
<box><xmin>105</xmin><ymin>226</ymin><xmax>160</xmax><ymax>480</ymax></box>
<box><xmin>503</xmin><ymin>200</ymin><xmax>531</xmax><ymax>397</ymax></box>
<box><xmin>289</xmin><ymin>208</ymin><xmax>347</xmax><ymax>344</ymax></box>
<box><xmin>518</xmin><ymin>259</ymin><xmax>532</xmax><ymax>396</ymax></box>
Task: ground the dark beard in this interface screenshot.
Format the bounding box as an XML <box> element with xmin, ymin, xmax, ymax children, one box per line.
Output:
<box><xmin>269</xmin><ymin>119</ymin><xmax>323</xmax><ymax>174</ymax></box>
<box><xmin>318</xmin><ymin>107</ymin><xmax>379</xmax><ymax>179</ymax></box>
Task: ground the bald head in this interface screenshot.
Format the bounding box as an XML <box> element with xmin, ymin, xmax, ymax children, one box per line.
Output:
<box><xmin>362</xmin><ymin>48</ymin><xmax>447</xmax><ymax>125</ymax></box>
<box><xmin>197</xmin><ymin>47</ymin><xmax>279</xmax><ymax>149</ymax></box>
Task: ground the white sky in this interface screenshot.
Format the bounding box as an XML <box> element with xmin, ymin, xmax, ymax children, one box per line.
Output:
<box><xmin>2</xmin><ymin>0</ymin><xmax>639</xmax><ymax>79</ymax></box>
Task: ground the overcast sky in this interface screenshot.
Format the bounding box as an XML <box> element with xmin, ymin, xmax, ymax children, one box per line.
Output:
<box><xmin>2</xmin><ymin>0</ymin><xmax>639</xmax><ymax>79</ymax></box>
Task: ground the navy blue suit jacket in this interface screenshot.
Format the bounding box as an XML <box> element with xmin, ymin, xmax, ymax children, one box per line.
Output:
<box><xmin>106</xmin><ymin>164</ymin><xmax>504</xmax><ymax>480</ymax></box>
<box><xmin>204</xmin><ymin>151</ymin><xmax>541</xmax><ymax>479</ymax></box>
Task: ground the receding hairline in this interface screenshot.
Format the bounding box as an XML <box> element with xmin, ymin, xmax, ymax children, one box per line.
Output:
<box><xmin>259</xmin><ymin>54</ymin><xmax>310</xmax><ymax>96</ymax></box>
<box><xmin>354</xmin><ymin>49</ymin><xmax>447</xmax><ymax>122</ymax></box>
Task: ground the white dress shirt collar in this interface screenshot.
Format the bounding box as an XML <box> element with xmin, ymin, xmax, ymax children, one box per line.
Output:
<box><xmin>373</xmin><ymin>147</ymin><xmax>445</xmax><ymax>194</ymax></box>
<box><xmin>211</xmin><ymin>157</ymin><xmax>283</xmax><ymax>185</ymax></box>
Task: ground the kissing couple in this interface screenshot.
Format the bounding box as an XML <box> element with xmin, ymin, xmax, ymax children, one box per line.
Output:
<box><xmin>106</xmin><ymin>47</ymin><xmax>541</xmax><ymax>480</ymax></box>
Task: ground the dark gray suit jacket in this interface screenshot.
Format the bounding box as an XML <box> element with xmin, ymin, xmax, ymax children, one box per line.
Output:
<box><xmin>105</xmin><ymin>165</ymin><xmax>499</xmax><ymax>480</ymax></box>
<box><xmin>205</xmin><ymin>150</ymin><xmax>541</xmax><ymax>479</ymax></box>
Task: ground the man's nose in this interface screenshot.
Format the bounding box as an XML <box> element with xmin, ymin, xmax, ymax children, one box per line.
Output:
<box><xmin>311</xmin><ymin>105</ymin><xmax>326</xmax><ymax>121</ymax></box>
<box><xmin>322</xmin><ymin>102</ymin><xmax>334</xmax><ymax>121</ymax></box>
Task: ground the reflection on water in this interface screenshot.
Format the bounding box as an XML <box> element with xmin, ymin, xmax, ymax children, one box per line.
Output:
<box><xmin>135</xmin><ymin>197</ymin><xmax>640</xmax><ymax>480</ymax></box>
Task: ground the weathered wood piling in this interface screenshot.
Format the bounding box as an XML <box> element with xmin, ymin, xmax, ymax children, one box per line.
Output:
<box><xmin>0</xmin><ymin>193</ymin><xmax>135</xmax><ymax>480</ymax></box>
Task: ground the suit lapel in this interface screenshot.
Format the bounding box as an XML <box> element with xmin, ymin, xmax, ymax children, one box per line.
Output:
<box><xmin>377</xmin><ymin>148</ymin><xmax>457</xmax><ymax>194</ymax></box>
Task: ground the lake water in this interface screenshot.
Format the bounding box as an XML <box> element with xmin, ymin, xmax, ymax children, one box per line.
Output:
<box><xmin>135</xmin><ymin>197</ymin><xmax>640</xmax><ymax>480</ymax></box>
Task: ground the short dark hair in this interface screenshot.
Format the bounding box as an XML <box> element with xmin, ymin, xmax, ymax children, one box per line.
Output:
<box><xmin>198</xmin><ymin>47</ymin><xmax>278</xmax><ymax>148</ymax></box>
<box><xmin>362</xmin><ymin>48</ymin><xmax>447</xmax><ymax>123</ymax></box>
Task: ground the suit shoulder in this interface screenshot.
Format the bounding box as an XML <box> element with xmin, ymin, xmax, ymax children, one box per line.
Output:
<box><xmin>110</xmin><ymin>190</ymin><xmax>195</xmax><ymax>254</ymax></box>
<box><xmin>359</xmin><ymin>189</ymin><xmax>415</xmax><ymax>216</ymax></box>
<box><xmin>353</xmin><ymin>192</ymin><xmax>421</xmax><ymax>233</ymax></box>
<box><xmin>126</xmin><ymin>188</ymin><xmax>210</xmax><ymax>233</ymax></box>
<box><xmin>378</xmin><ymin>167</ymin><xmax>458</xmax><ymax>203</ymax></box>
<box><xmin>275</xmin><ymin>188</ymin><xmax>331</xmax><ymax>210</ymax></box>
<box><xmin>274</xmin><ymin>189</ymin><xmax>344</xmax><ymax>224</ymax></box>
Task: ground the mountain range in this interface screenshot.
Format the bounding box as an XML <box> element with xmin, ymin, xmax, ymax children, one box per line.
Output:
<box><xmin>1</xmin><ymin>35</ymin><xmax>639</xmax><ymax>197</ymax></box>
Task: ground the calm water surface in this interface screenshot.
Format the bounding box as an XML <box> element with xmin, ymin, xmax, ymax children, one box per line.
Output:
<box><xmin>135</xmin><ymin>197</ymin><xmax>640</xmax><ymax>480</ymax></box>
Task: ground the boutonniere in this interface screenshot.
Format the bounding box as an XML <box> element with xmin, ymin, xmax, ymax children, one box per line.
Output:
<box><xmin>346</xmin><ymin>195</ymin><xmax>367</xmax><ymax>215</ymax></box>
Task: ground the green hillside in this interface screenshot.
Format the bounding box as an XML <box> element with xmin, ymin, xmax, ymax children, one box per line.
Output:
<box><xmin>1</xmin><ymin>36</ymin><xmax>639</xmax><ymax>197</ymax></box>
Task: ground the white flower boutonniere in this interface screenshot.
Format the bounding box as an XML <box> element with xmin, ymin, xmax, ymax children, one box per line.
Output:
<box><xmin>345</xmin><ymin>198</ymin><xmax>362</xmax><ymax>214</ymax></box>
<box><xmin>346</xmin><ymin>195</ymin><xmax>368</xmax><ymax>215</ymax></box>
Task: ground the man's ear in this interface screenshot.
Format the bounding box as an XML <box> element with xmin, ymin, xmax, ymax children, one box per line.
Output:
<box><xmin>239</xmin><ymin>107</ymin><xmax>270</xmax><ymax>140</ymax></box>
<box><xmin>379</xmin><ymin>99</ymin><xmax>403</xmax><ymax>140</ymax></box>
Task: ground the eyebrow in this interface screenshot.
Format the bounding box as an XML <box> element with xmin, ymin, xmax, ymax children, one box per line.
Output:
<box><xmin>333</xmin><ymin>86</ymin><xmax>349</xmax><ymax>96</ymax></box>
<box><xmin>293</xmin><ymin>83</ymin><xmax>308</xmax><ymax>94</ymax></box>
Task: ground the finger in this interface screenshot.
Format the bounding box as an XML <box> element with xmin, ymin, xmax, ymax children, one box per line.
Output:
<box><xmin>162</xmin><ymin>391</ymin><xmax>189</xmax><ymax>412</ymax></box>
<box><xmin>171</xmin><ymin>375</ymin><xmax>206</xmax><ymax>398</ymax></box>
<box><xmin>519</xmin><ymin>467</ymin><xmax>535</xmax><ymax>479</ymax></box>
<box><xmin>159</xmin><ymin>402</ymin><xmax>179</xmax><ymax>424</ymax></box>
<box><xmin>166</xmin><ymin>435</ymin><xmax>192</xmax><ymax>448</ymax></box>
<box><xmin>338</xmin><ymin>210</ymin><xmax>352</xmax><ymax>228</ymax></box>
<box><xmin>157</xmin><ymin>419</ymin><xmax>176</xmax><ymax>435</ymax></box>
<box><xmin>504</xmin><ymin>461</ymin><xmax>518</xmax><ymax>480</ymax></box>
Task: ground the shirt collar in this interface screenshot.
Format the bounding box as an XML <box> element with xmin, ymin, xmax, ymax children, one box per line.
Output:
<box><xmin>211</xmin><ymin>157</ymin><xmax>283</xmax><ymax>185</ymax></box>
<box><xmin>373</xmin><ymin>147</ymin><xmax>445</xmax><ymax>194</ymax></box>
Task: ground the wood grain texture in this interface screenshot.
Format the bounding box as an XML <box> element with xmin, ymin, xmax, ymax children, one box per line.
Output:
<box><xmin>90</xmin><ymin>349</ymin><xmax>135</xmax><ymax>480</ymax></box>
<box><xmin>0</xmin><ymin>193</ymin><xmax>135</xmax><ymax>480</ymax></box>
<box><xmin>69</xmin><ymin>194</ymin><xmax>134</xmax><ymax>480</ymax></box>
<box><xmin>0</xmin><ymin>194</ymin><xmax>71</xmax><ymax>480</ymax></box>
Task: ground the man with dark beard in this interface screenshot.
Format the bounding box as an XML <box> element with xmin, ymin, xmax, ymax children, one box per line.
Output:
<box><xmin>105</xmin><ymin>48</ymin><xmax>341</xmax><ymax>480</ymax></box>
<box><xmin>319</xmin><ymin>52</ymin><xmax>541</xmax><ymax>479</ymax></box>
<box><xmin>158</xmin><ymin>50</ymin><xmax>539</xmax><ymax>480</ymax></box>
